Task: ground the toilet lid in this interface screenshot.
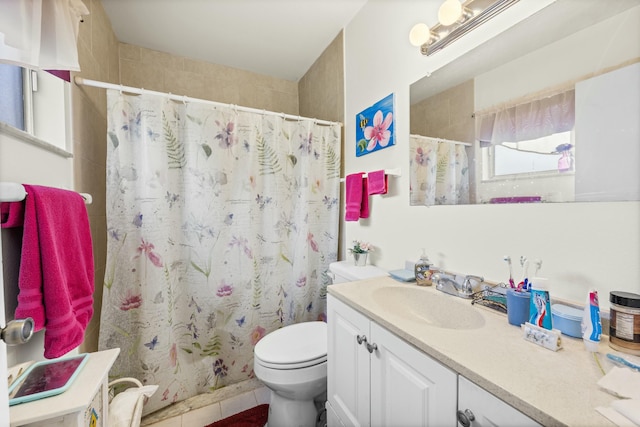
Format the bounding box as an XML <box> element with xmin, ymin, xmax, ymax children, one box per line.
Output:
<box><xmin>254</xmin><ymin>321</ymin><xmax>327</xmax><ymax>368</ymax></box>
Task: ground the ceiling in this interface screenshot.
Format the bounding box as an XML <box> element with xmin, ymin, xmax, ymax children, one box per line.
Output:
<box><xmin>100</xmin><ymin>0</ymin><xmax>368</xmax><ymax>82</ymax></box>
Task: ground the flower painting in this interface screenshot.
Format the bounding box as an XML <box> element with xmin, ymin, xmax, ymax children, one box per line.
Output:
<box><xmin>355</xmin><ymin>93</ymin><xmax>395</xmax><ymax>157</ymax></box>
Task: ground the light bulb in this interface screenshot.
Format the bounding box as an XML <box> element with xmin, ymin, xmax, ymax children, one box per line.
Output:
<box><xmin>409</xmin><ymin>23</ymin><xmax>430</xmax><ymax>47</ymax></box>
<box><xmin>438</xmin><ymin>0</ymin><xmax>462</xmax><ymax>26</ymax></box>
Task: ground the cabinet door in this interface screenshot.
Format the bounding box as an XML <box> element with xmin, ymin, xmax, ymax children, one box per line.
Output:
<box><xmin>370</xmin><ymin>323</ymin><xmax>457</xmax><ymax>427</ymax></box>
<box><xmin>327</xmin><ymin>295</ymin><xmax>372</xmax><ymax>426</ymax></box>
<box><xmin>457</xmin><ymin>376</ymin><xmax>541</xmax><ymax>427</ymax></box>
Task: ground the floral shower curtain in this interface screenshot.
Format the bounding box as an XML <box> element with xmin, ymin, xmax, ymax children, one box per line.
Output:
<box><xmin>410</xmin><ymin>135</ymin><xmax>469</xmax><ymax>206</ymax></box>
<box><xmin>99</xmin><ymin>90</ymin><xmax>341</xmax><ymax>414</ymax></box>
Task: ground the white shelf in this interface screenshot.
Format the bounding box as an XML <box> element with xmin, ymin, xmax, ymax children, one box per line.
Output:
<box><xmin>10</xmin><ymin>348</ymin><xmax>120</xmax><ymax>427</ymax></box>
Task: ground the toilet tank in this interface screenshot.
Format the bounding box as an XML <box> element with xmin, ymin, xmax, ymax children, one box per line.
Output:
<box><xmin>329</xmin><ymin>260</ymin><xmax>387</xmax><ymax>284</ymax></box>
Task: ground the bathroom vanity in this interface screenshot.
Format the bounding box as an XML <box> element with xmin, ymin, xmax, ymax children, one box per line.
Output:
<box><xmin>327</xmin><ymin>295</ymin><xmax>457</xmax><ymax>426</ymax></box>
<box><xmin>326</xmin><ymin>277</ymin><xmax>619</xmax><ymax>426</ymax></box>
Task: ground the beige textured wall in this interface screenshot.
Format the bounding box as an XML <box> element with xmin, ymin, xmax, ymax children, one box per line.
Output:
<box><xmin>410</xmin><ymin>79</ymin><xmax>474</xmax><ymax>143</ymax></box>
<box><xmin>119</xmin><ymin>44</ymin><xmax>299</xmax><ymax>114</ymax></box>
<box><xmin>73</xmin><ymin>0</ymin><xmax>120</xmax><ymax>353</ymax></box>
<box><xmin>298</xmin><ymin>31</ymin><xmax>345</xmax><ymax>257</ymax></box>
<box><xmin>299</xmin><ymin>32</ymin><xmax>344</xmax><ymax>124</ymax></box>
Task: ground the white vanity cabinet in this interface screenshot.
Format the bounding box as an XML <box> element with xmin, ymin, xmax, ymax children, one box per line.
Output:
<box><xmin>457</xmin><ymin>376</ymin><xmax>541</xmax><ymax>427</ymax></box>
<box><xmin>327</xmin><ymin>295</ymin><xmax>457</xmax><ymax>427</ymax></box>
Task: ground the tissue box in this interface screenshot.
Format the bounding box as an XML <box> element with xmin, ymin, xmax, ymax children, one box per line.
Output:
<box><xmin>551</xmin><ymin>304</ymin><xmax>583</xmax><ymax>337</ymax></box>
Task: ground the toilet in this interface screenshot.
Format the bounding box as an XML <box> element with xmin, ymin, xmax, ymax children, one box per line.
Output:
<box><xmin>253</xmin><ymin>261</ymin><xmax>386</xmax><ymax>426</ymax></box>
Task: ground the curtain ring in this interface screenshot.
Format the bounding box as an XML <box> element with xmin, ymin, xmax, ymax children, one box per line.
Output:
<box><xmin>182</xmin><ymin>95</ymin><xmax>188</xmax><ymax>105</ymax></box>
<box><xmin>119</xmin><ymin>85</ymin><xmax>123</xmax><ymax>95</ymax></box>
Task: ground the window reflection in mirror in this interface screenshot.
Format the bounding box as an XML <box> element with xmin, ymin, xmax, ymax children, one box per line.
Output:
<box><xmin>409</xmin><ymin>0</ymin><xmax>640</xmax><ymax>205</ymax></box>
<box><xmin>487</xmin><ymin>132</ymin><xmax>573</xmax><ymax>178</ymax></box>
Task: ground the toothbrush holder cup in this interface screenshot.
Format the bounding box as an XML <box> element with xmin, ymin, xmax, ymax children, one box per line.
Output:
<box><xmin>507</xmin><ymin>289</ymin><xmax>531</xmax><ymax>326</ymax></box>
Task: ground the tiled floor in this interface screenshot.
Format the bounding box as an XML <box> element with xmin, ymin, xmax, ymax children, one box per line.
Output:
<box><xmin>141</xmin><ymin>379</ymin><xmax>270</xmax><ymax>427</ymax></box>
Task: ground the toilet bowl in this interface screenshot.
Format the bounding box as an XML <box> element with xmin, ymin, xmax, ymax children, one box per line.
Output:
<box><xmin>254</xmin><ymin>262</ymin><xmax>387</xmax><ymax>426</ymax></box>
<box><xmin>254</xmin><ymin>321</ymin><xmax>327</xmax><ymax>427</ymax></box>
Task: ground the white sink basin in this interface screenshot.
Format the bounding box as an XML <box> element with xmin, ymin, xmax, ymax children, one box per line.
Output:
<box><xmin>372</xmin><ymin>286</ymin><xmax>485</xmax><ymax>329</ymax></box>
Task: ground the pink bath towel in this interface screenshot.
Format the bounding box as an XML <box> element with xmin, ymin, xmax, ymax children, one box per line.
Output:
<box><xmin>14</xmin><ymin>185</ymin><xmax>95</xmax><ymax>358</ymax></box>
<box><xmin>1</xmin><ymin>201</ymin><xmax>24</xmax><ymax>228</ymax></box>
<box><xmin>367</xmin><ymin>170</ymin><xmax>388</xmax><ymax>195</ymax></box>
<box><xmin>345</xmin><ymin>173</ymin><xmax>364</xmax><ymax>221</ymax></box>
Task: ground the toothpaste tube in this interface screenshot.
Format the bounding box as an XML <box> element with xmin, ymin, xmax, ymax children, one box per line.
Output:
<box><xmin>529</xmin><ymin>278</ymin><xmax>552</xmax><ymax>330</ymax></box>
<box><xmin>582</xmin><ymin>289</ymin><xmax>602</xmax><ymax>352</ymax></box>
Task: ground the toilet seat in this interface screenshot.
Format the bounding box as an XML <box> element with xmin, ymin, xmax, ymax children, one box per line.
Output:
<box><xmin>254</xmin><ymin>321</ymin><xmax>327</xmax><ymax>370</ymax></box>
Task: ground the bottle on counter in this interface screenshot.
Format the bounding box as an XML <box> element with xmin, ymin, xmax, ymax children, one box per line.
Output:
<box><xmin>415</xmin><ymin>250</ymin><xmax>433</xmax><ymax>286</ymax></box>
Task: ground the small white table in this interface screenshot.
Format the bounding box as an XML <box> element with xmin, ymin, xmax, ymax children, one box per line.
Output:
<box><xmin>10</xmin><ymin>348</ymin><xmax>120</xmax><ymax>427</ymax></box>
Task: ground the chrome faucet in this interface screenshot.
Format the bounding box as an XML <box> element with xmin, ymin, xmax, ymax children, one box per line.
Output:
<box><xmin>434</xmin><ymin>273</ymin><xmax>484</xmax><ymax>299</ymax></box>
<box><xmin>462</xmin><ymin>275</ymin><xmax>484</xmax><ymax>295</ymax></box>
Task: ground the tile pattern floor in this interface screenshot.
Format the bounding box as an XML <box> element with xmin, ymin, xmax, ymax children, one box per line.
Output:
<box><xmin>141</xmin><ymin>378</ymin><xmax>270</xmax><ymax>427</ymax></box>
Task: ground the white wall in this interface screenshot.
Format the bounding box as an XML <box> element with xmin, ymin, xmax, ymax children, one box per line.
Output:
<box><xmin>0</xmin><ymin>128</ymin><xmax>74</xmax><ymax>364</ymax></box>
<box><xmin>343</xmin><ymin>0</ymin><xmax>640</xmax><ymax>311</ymax></box>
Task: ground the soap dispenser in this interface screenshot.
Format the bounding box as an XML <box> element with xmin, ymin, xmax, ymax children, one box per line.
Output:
<box><xmin>415</xmin><ymin>250</ymin><xmax>432</xmax><ymax>286</ymax></box>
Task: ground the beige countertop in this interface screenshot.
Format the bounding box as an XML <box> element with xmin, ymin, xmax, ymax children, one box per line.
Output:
<box><xmin>328</xmin><ymin>277</ymin><xmax>628</xmax><ymax>427</ymax></box>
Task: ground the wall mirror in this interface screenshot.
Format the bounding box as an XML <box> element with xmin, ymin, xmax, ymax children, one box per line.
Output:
<box><xmin>409</xmin><ymin>0</ymin><xmax>639</xmax><ymax>205</ymax></box>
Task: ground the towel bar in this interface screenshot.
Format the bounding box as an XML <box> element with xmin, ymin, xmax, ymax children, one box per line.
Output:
<box><xmin>340</xmin><ymin>168</ymin><xmax>401</xmax><ymax>183</ymax></box>
<box><xmin>0</xmin><ymin>182</ymin><xmax>92</xmax><ymax>204</ymax></box>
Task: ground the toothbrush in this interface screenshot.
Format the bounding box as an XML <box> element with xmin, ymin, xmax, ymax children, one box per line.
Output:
<box><xmin>503</xmin><ymin>256</ymin><xmax>515</xmax><ymax>288</ymax></box>
<box><xmin>519</xmin><ymin>256</ymin><xmax>529</xmax><ymax>291</ymax></box>
<box><xmin>533</xmin><ymin>259</ymin><xmax>543</xmax><ymax>277</ymax></box>
<box><xmin>607</xmin><ymin>353</ymin><xmax>640</xmax><ymax>372</ymax></box>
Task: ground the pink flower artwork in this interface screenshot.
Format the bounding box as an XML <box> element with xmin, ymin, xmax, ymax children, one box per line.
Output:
<box><xmin>364</xmin><ymin>110</ymin><xmax>393</xmax><ymax>151</ymax></box>
<box><xmin>355</xmin><ymin>93</ymin><xmax>395</xmax><ymax>157</ymax></box>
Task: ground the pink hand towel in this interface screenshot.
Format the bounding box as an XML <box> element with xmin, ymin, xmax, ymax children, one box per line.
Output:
<box><xmin>360</xmin><ymin>177</ymin><xmax>370</xmax><ymax>218</ymax></box>
<box><xmin>345</xmin><ymin>173</ymin><xmax>364</xmax><ymax>221</ymax></box>
<box><xmin>367</xmin><ymin>170</ymin><xmax>388</xmax><ymax>195</ymax></box>
<box><xmin>14</xmin><ymin>185</ymin><xmax>95</xmax><ymax>358</ymax></box>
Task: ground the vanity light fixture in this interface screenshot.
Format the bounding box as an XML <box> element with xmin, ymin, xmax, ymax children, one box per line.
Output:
<box><xmin>409</xmin><ymin>0</ymin><xmax>520</xmax><ymax>56</ymax></box>
<box><xmin>438</xmin><ymin>0</ymin><xmax>466</xmax><ymax>26</ymax></box>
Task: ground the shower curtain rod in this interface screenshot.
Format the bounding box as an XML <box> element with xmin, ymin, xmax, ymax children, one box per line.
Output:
<box><xmin>74</xmin><ymin>77</ymin><xmax>342</xmax><ymax>127</ymax></box>
<box><xmin>410</xmin><ymin>134</ymin><xmax>472</xmax><ymax>147</ymax></box>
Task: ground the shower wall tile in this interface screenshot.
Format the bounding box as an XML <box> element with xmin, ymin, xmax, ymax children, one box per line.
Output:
<box><xmin>297</xmin><ymin>31</ymin><xmax>345</xmax><ymax>257</ymax></box>
<box><xmin>181</xmin><ymin>403</ymin><xmax>223</xmax><ymax>426</ymax></box>
<box><xmin>254</xmin><ymin>386</ymin><xmax>271</xmax><ymax>405</ymax></box>
<box><xmin>119</xmin><ymin>44</ymin><xmax>299</xmax><ymax>115</ymax></box>
<box><xmin>140</xmin><ymin>47</ymin><xmax>185</xmax><ymax>71</ymax></box>
<box><xmin>120</xmin><ymin>58</ymin><xmax>165</xmax><ymax>92</ymax></box>
<box><xmin>299</xmin><ymin>31</ymin><xmax>344</xmax><ymax>124</ymax></box>
<box><xmin>120</xmin><ymin>43</ymin><xmax>141</xmax><ymax>61</ymax></box>
<box><xmin>219</xmin><ymin>390</ymin><xmax>259</xmax><ymax>418</ymax></box>
<box><xmin>73</xmin><ymin>0</ymin><xmax>119</xmax><ymax>354</ymax></box>
<box><xmin>145</xmin><ymin>417</ymin><xmax>181</xmax><ymax>427</ymax></box>
<box><xmin>410</xmin><ymin>79</ymin><xmax>474</xmax><ymax>142</ymax></box>
<box><xmin>163</xmin><ymin>68</ymin><xmax>208</xmax><ymax>99</ymax></box>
